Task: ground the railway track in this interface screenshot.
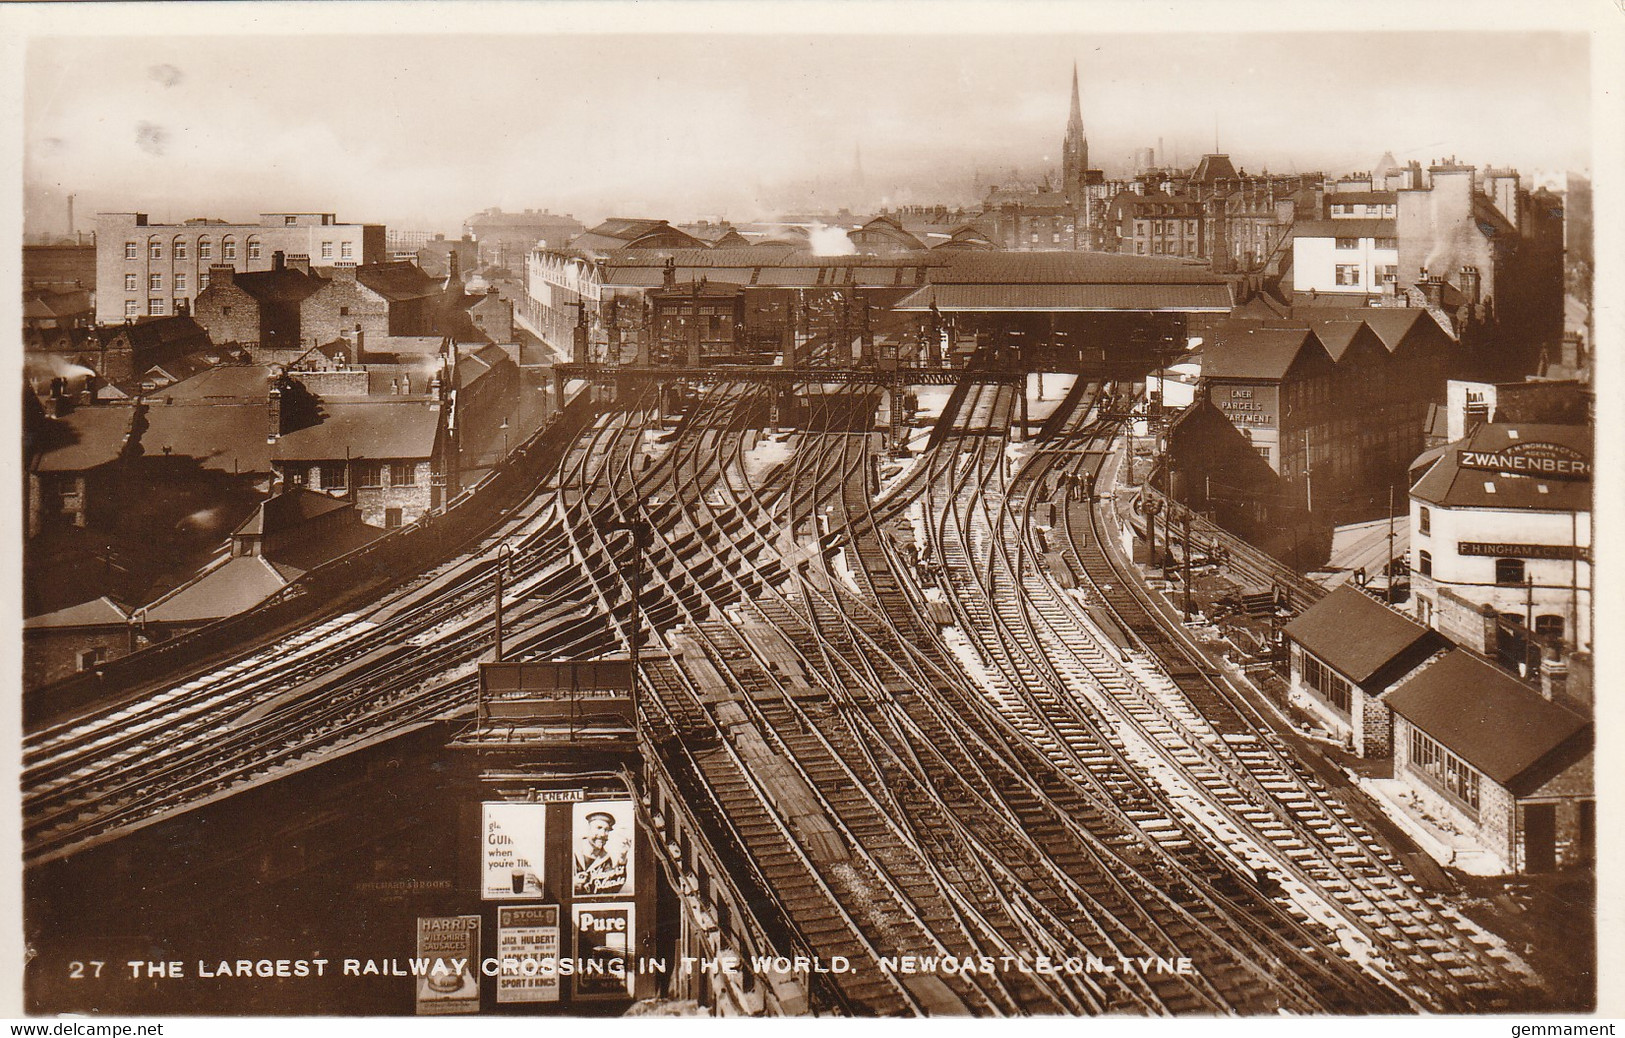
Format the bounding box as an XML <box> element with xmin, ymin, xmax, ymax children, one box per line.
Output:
<box><xmin>25</xmin><ymin>371</ymin><xmax>1546</xmax><ymax>1015</ymax></box>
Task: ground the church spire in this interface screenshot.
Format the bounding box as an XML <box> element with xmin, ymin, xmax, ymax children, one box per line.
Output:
<box><xmin>1062</xmin><ymin>62</ymin><xmax>1088</xmax><ymax>206</ymax></box>
<box><xmin>1068</xmin><ymin>62</ymin><xmax>1084</xmax><ymax>137</ymax></box>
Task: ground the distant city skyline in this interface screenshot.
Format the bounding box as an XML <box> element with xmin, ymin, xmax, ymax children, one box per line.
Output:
<box><xmin>23</xmin><ymin>31</ymin><xmax>1592</xmax><ymax>237</ymax></box>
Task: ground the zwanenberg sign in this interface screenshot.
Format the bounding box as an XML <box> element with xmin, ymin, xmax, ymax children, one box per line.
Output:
<box><xmin>1457</xmin><ymin>441</ymin><xmax>1590</xmax><ymax>479</ymax></box>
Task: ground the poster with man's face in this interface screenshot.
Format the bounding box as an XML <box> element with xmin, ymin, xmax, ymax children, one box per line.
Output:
<box><xmin>571</xmin><ymin>800</ymin><xmax>634</xmax><ymax>898</ymax></box>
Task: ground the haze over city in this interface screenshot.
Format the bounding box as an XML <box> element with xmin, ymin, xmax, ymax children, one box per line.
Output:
<box><xmin>24</xmin><ymin>31</ymin><xmax>1591</xmax><ymax>235</ymax></box>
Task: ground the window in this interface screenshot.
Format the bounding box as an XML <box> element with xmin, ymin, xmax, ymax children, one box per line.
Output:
<box><xmin>319</xmin><ymin>462</ymin><xmax>347</xmax><ymax>490</ymax></box>
<box><xmin>1052</xmin><ymin>232</ymin><xmax>1061</xmax><ymax>244</ymax></box>
<box><xmin>1301</xmin><ymin>652</ymin><xmax>1353</xmax><ymax>715</ymax></box>
<box><xmin>174</xmin><ymin>238</ymin><xmax>188</xmax><ymax>259</ymax></box>
<box><xmin>321</xmin><ymin>241</ymin><xmax>333</xmax><ymax>259</ymax></box>
<box><xmin>339</xmin><ymin>306</ymin><xmax>350</xmax><ymax>316</ymax></box>
<box><xmin>1335</xmin><ymin>264</ymin><xmax>1361</xmax><ymax>286</ymax></box>
<box><xmin>148</xmin><ymin>298</ymin><xmax>165</xmax><ymax>316</ymax></box>
<box><xmin>223</xmin><ymin>237</ymin><xmax>237</xmax><ymax>260</ymax></box>
<box><xmin>1418</xmin><ymin>550</ymin><xmax>1432</xmax><ymax>577</ymax></box>
<box><xmin>1409</xmin><ymin>727</ymin><xmax>1481</xmax><ymax>812</ymax></box>
<box><xmin>1335</xmin><ymin>237</ymin><xmax>1360</xmax><ymax>250</ymax></box>
<box><xmin>1254</xmin><ymin>445</ymin><xmax>1271</xmax><ymax>461</ymax></box>
<box><xmin>221</xmin><ymin>305</ymin><xmax>232</xmax><ymax>317</ymax></box>
<box><xmin>124</xmin><ymin>273</ymin><xmax>138</xmax><ymax>291</ymax></box>
<box><xmin>247</xmin><ymin>237</ymin><xmax>262</xmax><ymax>260</ymax></box>
<box><xmin>1375</xmin><ymin>237</ymin><xmax>1397</xmax><ymax>250</ymax></box>
<box><xmin>124</xmin><ymin>241</ymin><xmax>138</xmax><ymax>260</ymax></box>
<box><xmin>288</xmin><ymin>466</ymin><xmax>308</xmax><ymax>486</ymax></box>
<box><xmin>389</xmin><ymin>462</ymin><xmax>417</xmax><ymax>486</ymax></box>
<box><xmin>199</xmin><ymin>271</ymin><xmax>210</xmax><ymax>291</ymax></box>
<box><xmin>341</xmin><ymin>241</ymin><xmax>353</xmax><ymax>259</ymax></box>
<box><xmin>284</xmin><ymin>216</ymin><xmax>298</xmax><ymax>226</ymax></box>
<box><xmin>124</xmin><ymin>300</ymin><xmax>139</xmax><ymax>317</ymax></box>
<box><xmin>1535</xmin><ymin>615</ymin><xmax>1565</xmax><ymax>643</ymax></box>
<box><xmin>199</xmin><ymin>238</ymin><xmax>212</xmax><ymax>260</ymax></box>
<box><xmin>148</xmin><ymin>273</ymin><xmax>163</xmax><ymax>292</ymax></box>
<box><xmin>1418</xmin><ymin>506</ymin><xmax>1430</xmax><ymax>536</ymax></box>
<box><xmin>1495</xmin><ymin>558</ymin><xmax>1526</xmax><ymax>586</ymax></box>
<box><xmin>175</xmin><ymin>273</ymin><xmax>186</xmax><ymax>292</ymax></box>
<box><xmin>384</xmin><ymin>507</ymin><xmax>403</xmax><ymax>530</ymax></box>
<box><xmin>148</xmin><ymin>239</ymin><xmax>162</xmax><ymax>259</ymax></box>
<box><xmin>77</xmin><ymin>648</ymin><xmax>104</xmax><ymax>671</ymax></box>
<box><xmin>356</xmin><ymin>462</ymin><xmax>383</xmax><ymax>488</ymax></box>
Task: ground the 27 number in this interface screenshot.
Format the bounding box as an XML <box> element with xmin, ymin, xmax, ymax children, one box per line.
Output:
<box><xmin>68</xmin><ymin>961</ymin><xmax>105</xmax><ymax>979</ymax></box>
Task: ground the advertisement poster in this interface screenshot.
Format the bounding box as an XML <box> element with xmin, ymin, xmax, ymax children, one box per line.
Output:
<box><xmin>482</xmin><ymin>801</ymin><xmax>547</xmax><ymax>900</ymax></box>
<box><xmin>571</xmin><ymin>903</ymin><xmax>635</xmax><ymax>999</ymax></box>
<box><xmin>571</xmin><ymin>800</ymin><xmax>635</xmax><ymax>899</ymax></box>
<box><xmin>414</xmin><ymin>916</ymin><xmax>481</xmax><ymax>1016</ymax></box>
<box><xmin>496</xmin><ymin>905</ymin><xmax>562</xmax><ymax>1004</ymax></box>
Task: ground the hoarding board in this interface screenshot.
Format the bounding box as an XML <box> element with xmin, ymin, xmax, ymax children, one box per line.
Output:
<box><xmin>482</xmin><ymin>801</ymin><xmax>547</xmax><ymax>900</ymax></box>
<box><xmin>572</xmin><ymin>903</ymin><xmax>635</xmax><ymax>999</ymax></box>
<box><xmin>571</xmin><ymin>800</ymin><xmax>635</xmax><ymax>899</ymax></box>
<box><xmin>496</xmin><ymin>905</ymin><xmax>562</xmax><ymax>1004</ymax></box>
<box><xmin>414</xmin><ymin>915</ymin><xmax>481</xmax><ymax>1015</ymax></box>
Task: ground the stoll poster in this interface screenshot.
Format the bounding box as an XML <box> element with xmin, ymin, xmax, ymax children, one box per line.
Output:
<box><xmin>414</xmin><ymin>916</ymin><xmax>481</xmax><ymax>1015</ymax></box>
<box><xmin>572</xmin><ymin>903</ymin><xmax>635</xmax><ymax>999</ymax></box>
<box><xmin>570</xmin><ymin>800</ymin><xmax>635</xmax><ymax>899</ymax></box>
<box><xmin>496</xmin><ymin>905</ymin><xmax>562</xmax><ymax>1004</ymax></box>
<box><xmin>482</xmin><ymin>801</ymin><xmax>547</xmax><ymax>900</ymax></box>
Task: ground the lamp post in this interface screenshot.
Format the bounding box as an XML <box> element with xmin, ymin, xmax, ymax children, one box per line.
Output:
<box><xmin>493</xmin><ymin>542</ymin><xmax>514</xmax><ymax>664</ymax></box>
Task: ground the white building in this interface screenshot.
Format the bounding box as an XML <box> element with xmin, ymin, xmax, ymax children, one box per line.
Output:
<box><xmin>525</xmin><ymin>247</ymin><xmax>604</xmax><ymax>362</ymax></box>
<box><xmin>1409</xmin><ymin>422</ymin><xmax>1591</xmax><ymax>654</ymax></box>
<box><xmin>95</xmin><ymin>212</ymin><xmax>385</xmax><ymax>324</ymax></box>
<box><xmin>1291</xmin><ymin>219</ymin><xmax>1398</xmax><ymax>300</ymax></box>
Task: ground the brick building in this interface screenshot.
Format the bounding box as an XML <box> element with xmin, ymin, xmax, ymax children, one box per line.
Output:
<box><xmin>1387</xmin><ymin>650</ymin><xmax>1591</xmax><ymax>873</ymax></box>
<box><xmin>23</xmin><ymin>597</ymin><xmax>134</xmax><ymax>691</ymax></box>
<box><xmin>1282</xmin><ymin>585</ymin><xmax>1446</xmax><ymax>756</ymax></box>
<box><xmin>192</xmin><ymin>256</ymin><xmax>326</xmax><ymax>349</ymax></box>
<box><xmin>463</xmin><ymin>208</ymin><xmax>585</xmax><ymax>270</ymax></box>
<box><xmin>94</xmin><ymin>212</ymin><xmax>385</xmax><ymax>324</ymax></box>
<box><xmin>300</xmin><ymin>261</ymin><xmax>444</xmax><ymax>345</ymax></box>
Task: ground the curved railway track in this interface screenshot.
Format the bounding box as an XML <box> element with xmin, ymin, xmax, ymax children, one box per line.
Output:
<box><xmin>25</xmin><ymin>371</ymin><xmax>1544</xmax><ymax>1015</ymax></box>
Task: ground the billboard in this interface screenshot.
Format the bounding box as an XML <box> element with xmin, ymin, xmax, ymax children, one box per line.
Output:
<box><xmin>572</xmin><ymin>903</ymin><xmax>635</xmax><ymax>999</ymax></box>
<box><xmin>496</xmin><ymin>905</ymin><xmax>562</xmax><ymax>1004</ymax></box>
<box><xmin>482</xmin><ymin>802</ymin><xmax>547</xmax><ymax>900</ymax></box>
<box><xmin>571</xmin><ymin>800</ymin><xmax>635</xmax><ymax>899</ymax></box>
<box><xmin>414</xmin><ymin>916</ymin><xmax>481</xmax><ymax>1016</ymax></box>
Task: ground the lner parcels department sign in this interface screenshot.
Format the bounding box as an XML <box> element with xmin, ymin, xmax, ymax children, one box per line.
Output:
<box><xmin>482</xmin><ymin>802</ymin><xmax>547</xmax><ymax>900</ymax></box>
<box><xmin>497</xmin><ymin>905</ymin><xmax>562</xmax><ymax>1004</ymax></box>
<box><xmin>415</xmin><ymin>916</ymin><xmax>481</xmax><ymax>1016</ymax></box>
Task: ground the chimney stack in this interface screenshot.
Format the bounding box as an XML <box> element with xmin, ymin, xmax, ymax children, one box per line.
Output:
<box><xmin>286</xmin><ymin>254</ymin><xmax>310</xmax><ymax>275</ymax></box>
<box><xmin>267</xmin><ymin>380</ymin><xmax>283</xmax><ymax>443</ymax></box>
<box><xmin>210</xmin><ymin>263</ymin><xmax>236</xmax><ymax>287</ymax></box>
<box><xmin>272</xmin><ymin>250</ymin><xmax>286</xmax><ymax>271</ymax></box>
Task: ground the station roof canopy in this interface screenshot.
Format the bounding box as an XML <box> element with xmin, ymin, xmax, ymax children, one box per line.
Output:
<box><xmin>894</xmin><ymin>252</ymin><xmax>1233</xmax><ymax>313</ymax></box>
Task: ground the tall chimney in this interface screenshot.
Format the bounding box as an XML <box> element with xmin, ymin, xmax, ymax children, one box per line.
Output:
<box><xmin>267</xmin><ymin>380</ymin><xmax>283</xmax><ymax>443</ymax></box>
<box><xmin>67</xmin><ymin>193</ymin><xmax>74</xmax><ymax>238</ymax></box>
<box><xmin>272</xmin><ymin>251</ymin><xmax>286</xmax><ymax>271</ymax></box>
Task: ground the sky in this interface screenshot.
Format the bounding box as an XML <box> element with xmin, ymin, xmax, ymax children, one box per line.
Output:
<box><xmin>20</xmin><ymin>28</ymin><xmax>1596</xmax><ymax>236</ymax></box>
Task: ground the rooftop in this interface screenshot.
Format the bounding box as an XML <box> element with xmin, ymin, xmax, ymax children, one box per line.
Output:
<box><xmin>271</xmin><ymin>400</ymin><xmax>441</xmax><ymax>461</ymax></box>
<box><xmin>1387</xmin><ymin>650</ymin><xmax>1589</xmax><ymax>789</ymax></box>
<box><xmin>1200</xmin><ymin>326</ymin><xmax>1327</xmax><ymax>381</ymax></box>
<box><xmin>1292</xmin><ymin>219</ymin><xmax>1397</xmax><ymax>240</ymax></box>
<box><xmin>30</xmin><ymin>406</ymin><xmax>135</xmax><ymax>473</ymax></box>
<box><xmin>1411</xmin><ymin>422</ymin><xmax>1591</xmax><ymax>512</ymax></box>
<box><xmin>1283</xmin><ymin>585</ymin><xmax>1441</xmax><ymax>685</ymax></box>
